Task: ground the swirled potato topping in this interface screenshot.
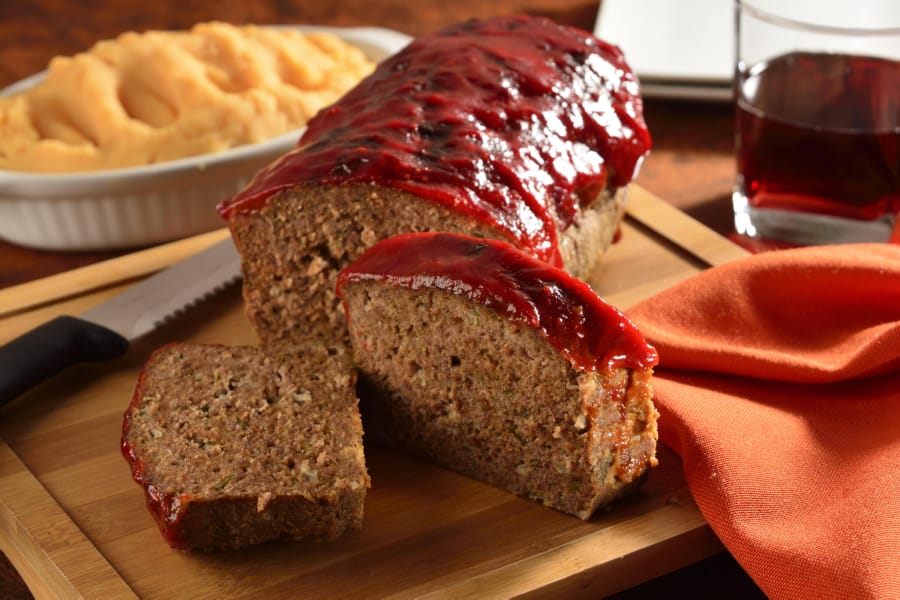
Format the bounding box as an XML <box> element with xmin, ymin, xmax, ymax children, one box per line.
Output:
<box><xmin>0</xmin><ymin>22</ymin><xmax>374</xmax><ymax>172</ymax></box>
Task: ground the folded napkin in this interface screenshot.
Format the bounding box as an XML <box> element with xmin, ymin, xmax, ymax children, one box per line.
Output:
<box><xmin>627</xmin><ymin>243</ymin><xmax>900</xmax><ymax>600</ymax></box>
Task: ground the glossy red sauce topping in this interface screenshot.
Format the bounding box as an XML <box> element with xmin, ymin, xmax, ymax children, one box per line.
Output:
<box><xmin>121</xmin><ymin>344</ymin><xmax>192</xmax><ymax>549</ymax></box>
<box><xmin>337</xmin><ymin>232</ymin><xmax>658</xmax><ymax>373</ymax></box>
<box><xmin>219</xmin><ymin>15</ymin><xmax>651</xmax><ymax>266</ymax></box>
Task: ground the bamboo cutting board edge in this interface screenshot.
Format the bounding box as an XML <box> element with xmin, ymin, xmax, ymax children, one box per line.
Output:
<box><xmin>0</xmin><ymin>189</ymin><xmax>745</xmax><ymax>598</ymax></box>
<box><xmin>0</xmin><ymin>227</ymin><xmax>232</xmax><ymax>320</ymax></box>
<box><xmin>0</xmin><ymin>443</ymin><xmax>138</xmax><ymax>599</ymax></box>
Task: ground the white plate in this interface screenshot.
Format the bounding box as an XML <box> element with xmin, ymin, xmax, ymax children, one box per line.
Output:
<box><xmin>594</xmin><ymin>0</ymin><xmax>734</xmax><ymax>101</ymax></box>
<box><xmin>0</xmin><ymin>26</ymin><xmax>412</xmax><ymax>251</ymax></box>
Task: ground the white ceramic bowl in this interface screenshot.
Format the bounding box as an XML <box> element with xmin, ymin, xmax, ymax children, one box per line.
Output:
<box><xmin>0</xmin><ymin>26</ymin><xmax>412</xmax><ymax>251</ymax></box>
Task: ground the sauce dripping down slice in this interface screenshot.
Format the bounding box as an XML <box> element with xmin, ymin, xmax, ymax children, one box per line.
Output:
<box><xmin>337</xmin><ymin>232</ymin><xmax>658</xmax><ymax>373</ymax></box>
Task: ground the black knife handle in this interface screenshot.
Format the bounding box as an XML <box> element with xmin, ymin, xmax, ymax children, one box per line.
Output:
<box><xmin>0</xmin><ymin>316</ymin><xmax>129</xmax><ymax>409</ymax></box>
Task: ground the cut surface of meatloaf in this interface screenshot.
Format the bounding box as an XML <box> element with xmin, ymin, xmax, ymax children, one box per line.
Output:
<box><xmin>337</xmin><ymin>232</ymin><xmax>659</xmax><ymax>519</ymax></box>
<box><xmin>121</xmin><ymin>341</ymin><xmax>368</xmax><ymax>550</ymax></box>
<box><xmin>218</xmin><ymin>14</ymin><xmax>651</xmax><ymax>344</ymax></box>
<box><xmin>226</xmin><ymin>183</ymin><xmax>624</xmax><ymax>344</ymax></box>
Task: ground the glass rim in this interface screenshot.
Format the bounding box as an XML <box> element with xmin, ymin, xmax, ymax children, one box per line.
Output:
<box><xmin>736</xmin><ymin>0</ymin><xmax>900</xmax><ymax>36</ymax></box>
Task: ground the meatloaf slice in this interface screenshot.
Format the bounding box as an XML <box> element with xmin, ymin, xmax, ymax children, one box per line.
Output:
<box><xmin>121</xmin><ymin>341</ymin><xmax>368</xmax><ymax>550</ymax></box>
<box><xmin>337</xmin><ymin>232</ymin><xmax>659</xmax><ymax>519</ymax></box>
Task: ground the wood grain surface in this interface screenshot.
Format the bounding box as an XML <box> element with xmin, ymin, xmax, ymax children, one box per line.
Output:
<box><xmin>0</xmin><ymin>188</ymin><xmax>751</xmax><ymax>599</ymax></box>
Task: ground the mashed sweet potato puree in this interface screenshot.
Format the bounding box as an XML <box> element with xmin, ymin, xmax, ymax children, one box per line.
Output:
<box><xmin>0</xmin><ymin>22</ymin><xmax>374</xmax><ymax>172</ymax></box>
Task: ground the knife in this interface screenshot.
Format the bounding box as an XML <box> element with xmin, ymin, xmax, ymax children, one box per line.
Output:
<box><xmin>0</xmin><ymin>236</ymin><xmax>242</xmax><ymax>408</ymax></box>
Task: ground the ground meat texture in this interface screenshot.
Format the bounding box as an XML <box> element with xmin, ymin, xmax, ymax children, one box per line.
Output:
<box><xmin>340</xmin><ymin>283</ymin><xmax>658</xmax><ymax>519</ymax></box>
<box><xmin>121</xmin><ymin>342</ymin><xmax>369</xmax><ymax>550</ymax></box>
<box><xmin>227</xmin><ymin>183</ymin><xmax>624</xmax><ymax>344</ymax></box>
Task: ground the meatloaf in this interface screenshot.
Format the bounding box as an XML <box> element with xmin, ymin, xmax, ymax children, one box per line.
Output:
<box><xmin>218</xmin><ymin>15</ymin><xmax>652</xmax><ymax>343</ymax></box>
<box><xmin>121</xmin><ymin>341</ymin><xmax>369</xmax><ymax>550</ymax></box>
<box><xmin>337</xmin><ymin>232</ymin><xmax>659</xmax><ymax>519</ymax></box>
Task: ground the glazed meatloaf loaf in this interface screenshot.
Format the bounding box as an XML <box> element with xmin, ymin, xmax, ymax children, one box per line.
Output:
<box><xmin>121</xmin><ymin>341</ymin><xmax>369</xmax><ymax>550</ymax></box>
<box><xmin>337</xmin><ymin>232</ymin><xmax>659</xmax><ymax>519</ymax></box>
<box><xmin>218</xmin><ymin>15</ymin><xmax>652</xmax><ymax>343</ymax></box>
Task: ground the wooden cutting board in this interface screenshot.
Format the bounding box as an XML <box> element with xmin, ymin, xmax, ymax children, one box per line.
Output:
<box><xmin>0</xmin><ymin>186</ymin><xmax>748</xmax><ymax>599</ymax></box>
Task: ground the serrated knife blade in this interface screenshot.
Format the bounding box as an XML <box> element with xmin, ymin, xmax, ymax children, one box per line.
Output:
<box><xmin>0</xmin><ymin>236</ymin><xmax>242</xmax><ymax>409</ymax></box>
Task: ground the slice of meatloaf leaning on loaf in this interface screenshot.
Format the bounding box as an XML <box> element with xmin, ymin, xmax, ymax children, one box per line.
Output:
<box><xmin>121</xmin><ymin>341</ymin><xmax>369</xmax><ymax>550</ymax></box>
<box><xmin>218</xmin><ymin>14</ymin><xmax>652</xmax><ymax>343</ymax></box>
<box><xmin>337</xmin><ymin>232</ymin><xmax>659</xmax><ymax>519</ymax></box>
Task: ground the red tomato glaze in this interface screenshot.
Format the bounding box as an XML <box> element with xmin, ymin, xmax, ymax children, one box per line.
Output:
<box><xmin>337</xmin><ymin>232</ymin><xmax>658</xmax><ymax>373</ymax></box>
<box><xmin>218</xmin><ymin>15</ymin><xmax>651</xmax><ymax>267</ymax></box>
<box><xmin>121</xmin><ymin>344</ymin><xmax>191</xmax><ymax>549</ymax></box>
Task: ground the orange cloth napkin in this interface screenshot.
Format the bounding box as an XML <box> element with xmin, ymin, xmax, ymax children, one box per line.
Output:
<box><xmin>627</xmin><ymin>243</ymin><xmax>900</xmax><ymax>600</ymax></box>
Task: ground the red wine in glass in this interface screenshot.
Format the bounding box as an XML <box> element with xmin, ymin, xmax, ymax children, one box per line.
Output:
<box><xmin>734</xmin><ymin>51</ymin><xmax>899</xmax><ymax>244</ymax></box>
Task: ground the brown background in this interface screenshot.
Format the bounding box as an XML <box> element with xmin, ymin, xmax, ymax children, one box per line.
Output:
<box><xmin>0</xmin><ymin>1</ymin><xmax>760</xmax><ymax>597</ymax></box>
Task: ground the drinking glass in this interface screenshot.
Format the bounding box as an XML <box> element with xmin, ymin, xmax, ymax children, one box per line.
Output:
<box><xmin>733</xmin><ymin>0</ymin><xmax>900</xmax><ymax>245</ymax></box>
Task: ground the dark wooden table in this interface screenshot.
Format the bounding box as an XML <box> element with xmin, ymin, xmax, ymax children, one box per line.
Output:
<box><xmin>0</xmin><ymin>1</ymin><xmax>763</xmax><ymax>597</ymax></box>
